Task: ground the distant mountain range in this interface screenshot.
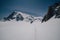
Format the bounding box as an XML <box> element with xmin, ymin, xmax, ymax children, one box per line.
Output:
<box><xmin>0</xmin><ymin>2</ymin><xmax>60</xmax><ymax>23</ymax></box>
<box><xmin>0</xmin><ymin>11</ymin><xmax>42</xmax><ymax>23</ymax></box>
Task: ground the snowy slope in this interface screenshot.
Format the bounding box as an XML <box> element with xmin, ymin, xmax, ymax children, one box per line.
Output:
<box><xmin>33</xmin><ymin>18</ymin><xmax>60</xmax><ymax>40</ymax></box>
<box><xmin>0</xmin><ymin>16</ymin><xmax>60</xmax><ymax>40</ymax></box>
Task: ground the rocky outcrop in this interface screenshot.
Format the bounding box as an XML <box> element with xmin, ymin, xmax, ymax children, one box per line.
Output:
<box><xmin>42</xmin><ymin>2</ymin><xmax>60</xmax><ymax>23</ymax></box>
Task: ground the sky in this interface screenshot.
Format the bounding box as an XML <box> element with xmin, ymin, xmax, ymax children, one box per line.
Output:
<box><xmin>0</xmin><ymin>0</ymin><xmax>60</xmax><ymax>18</ymax></box>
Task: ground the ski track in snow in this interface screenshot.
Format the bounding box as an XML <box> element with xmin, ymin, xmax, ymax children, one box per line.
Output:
<box><xmin>0</xmin><ymin>18</ymin><xmax>60</xmax><ymax>40</ymax></box>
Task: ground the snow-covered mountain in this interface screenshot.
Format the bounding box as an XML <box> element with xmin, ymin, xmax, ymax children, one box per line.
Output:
<box><xmin>42</xmin><ymin>2</ymin><xmax>60</xmax><ymax>22</ymax></box>
<box><xmin>0</xmin><ymin>11</ymin><xmax>60</xmax><ymax>40</ymax></box>
<box><xmin>0</xmin><ymin>2</ymin><xmax>60</xmax><ymax>40</ymax></box>
<box><xmin>1</xmin><ymin>11</ymin><xmax>42</xmax><ymax>23</ymax></box>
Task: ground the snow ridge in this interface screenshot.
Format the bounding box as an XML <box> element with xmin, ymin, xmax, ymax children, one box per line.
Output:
<box><xmin>0</xmin><ymin>11</ymin><xmax>42</xmax><ymax>23</ymax></box>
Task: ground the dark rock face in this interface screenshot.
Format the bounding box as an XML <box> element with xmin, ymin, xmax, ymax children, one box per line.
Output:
<box><xmin>7</xmin><ymin>12</ymin><xmax>16</xmax><ymax>20</ymax></box>
<box><xmin>42</xmin><ymin>2</ymin><xmax>60</xmax><ymax>23</ymax></box>
<box><xmin>4</xmin><ymin>11</ymin><xmax>24</xmax><ymax>21</ymax></box>
<box><xmin>55</xmin><ymin>6</ymin><xmax>60</xmax><ymax>18</ymax></box>
<box><xmin>16</xmin><ymin>14</ymin><xmax>24</xmax><ymax>21</ymax></box>
<box><xmin>4</xmin><ymin>12</ymin><xmax>16</xmax><ymax>21</ymax></box>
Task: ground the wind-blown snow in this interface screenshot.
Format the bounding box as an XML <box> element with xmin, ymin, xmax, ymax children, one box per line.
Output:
<box><xmin>0</xmin><ymin>18</ymin><xmax>60</xmax><ymax>40</ymax></box>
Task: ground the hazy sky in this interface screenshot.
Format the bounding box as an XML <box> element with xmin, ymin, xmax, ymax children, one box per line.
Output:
<box><xmin>0</xmin><ymin>0</ymin><xmax>60</xmax><ymax>18</ymax></box>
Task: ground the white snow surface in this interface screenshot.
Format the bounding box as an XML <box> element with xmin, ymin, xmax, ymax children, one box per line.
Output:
<box><xmin>0</xmin><ymin>17</ymin><xmax>60</xmax><ymax>40</ymax></box>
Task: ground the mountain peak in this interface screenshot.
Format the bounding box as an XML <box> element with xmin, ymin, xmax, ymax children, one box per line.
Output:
<box><xmin>1</xmin><ymin>11</ymin><xmax>42</xmax><ymax>23</ymax></box>
<box><xmin>42</xmin><ymin>2</ymin><xmax>60</xmax><ymax>23</ymax></box>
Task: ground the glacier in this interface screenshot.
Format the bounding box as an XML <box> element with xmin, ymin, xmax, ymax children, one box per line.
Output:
<box><xmin>0</xmin><ymin>16</ymin><xmax>60</xmax><ymax>40</ymax></box>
